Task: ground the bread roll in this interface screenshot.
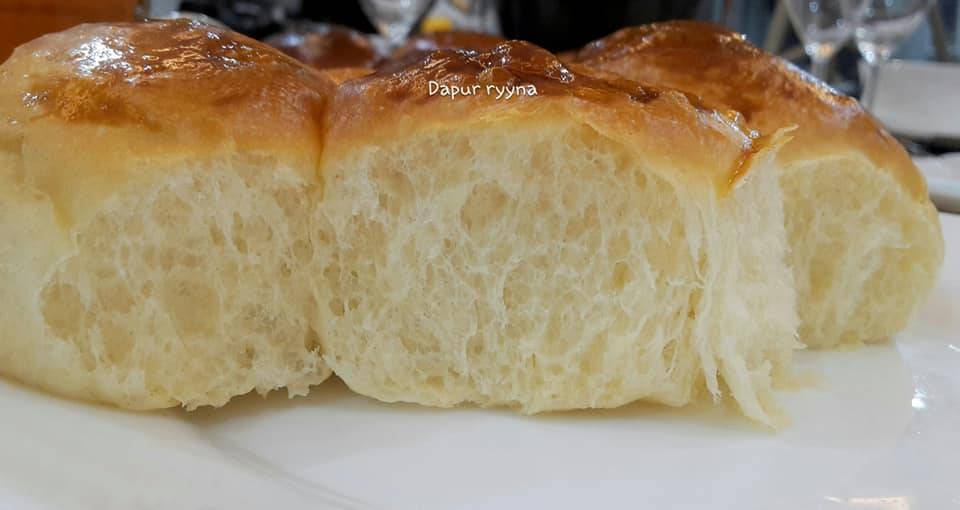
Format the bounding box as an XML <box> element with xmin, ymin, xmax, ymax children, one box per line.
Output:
<box><xmin>315</xmin><ymin>42</ymin><xmax>799</xmax><ymax>425</ymax></box>
<box><xmin>266</xmin><ymin>24</ymin><xmax>384</xmax><ymax>70</ymax></box>
<box><xmin>390</xmin><ymin>30</ymin><xmax>506</xmax><ymax>62</ymax></box>
<box><xmin>572</xmin><ymin>21</ymin><xmax>944</xmax><ymax>347</ymax></box>
<box><xmin>0</xmin><ymin>21</ymin><xmax>333</xmax><ymax>409</ymax></box>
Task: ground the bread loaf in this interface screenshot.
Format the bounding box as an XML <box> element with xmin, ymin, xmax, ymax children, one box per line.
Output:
<box><xmin>0</xmin><ymin>20</ymin><xmax>333</xmax><ymax>409</ymax></box>
<box><xmin>572</xmin><ymin>21</ymin><xmax>944</xmax><ymax>347</ymax></box>
<box><xmin>314</xmin><ymin>42</ymin><xmax>799</xmax><ymax>425</ymax></box>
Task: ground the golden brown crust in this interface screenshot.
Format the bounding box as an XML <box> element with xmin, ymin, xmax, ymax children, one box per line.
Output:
<box><xmin>2</xmin><ymin>20</ymin><xmax>331</xmax><ymax>146</ymax></box>
<box><xmin>328</xmin><ymin>40</ymin><xmax>777</xmax><ymax>193</ymax></box>
<box><xmin>571</xmin><ymin>20</ymin><xmax>928</xmax><ymax>201</ymax></box>
<box><xmin>0</xmin><ymin>20</ymin><xmax>333</xmax><ymax>226</ymax></box>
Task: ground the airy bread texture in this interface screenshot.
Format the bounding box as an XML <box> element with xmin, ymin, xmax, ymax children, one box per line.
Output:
<box><xmin>316</xmin><ymin>42</ymin><xmax>799</xmax><ymax>425</ymax></box>
<box><xmin>0</xmin><ymin>21</ymin><xmax>333</xmax><ymax>409</ymax></box>
<box><xmin>573</xmin><ymin>21</ymin><xmax>944</xmax><ymax>347</ymax></box>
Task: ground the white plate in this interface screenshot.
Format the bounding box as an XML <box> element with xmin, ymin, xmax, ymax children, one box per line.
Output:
<box><xmin>916</xmin><ymin>154</ymin><xmax>960</xmax><ymax>214</ymax></box>
<box><xmin>2</xmin><ymin>216</ymin><xmax>958</xmax><ymax>510</ymax></box>
<box><xmin>869</xmin><ymin>60</ymin><xmax>960</xmax><ymax>146</ymax></box>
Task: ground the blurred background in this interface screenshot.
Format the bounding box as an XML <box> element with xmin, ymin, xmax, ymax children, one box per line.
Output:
<box><xmin>1</xmin><ymin>0</ymin><xmax>957</xmax><ymax>91</ymax></box>
<box><xmin>1</xmin><ymin>1</ymin><xmax>957</xmax><ymax>60</ymax></box>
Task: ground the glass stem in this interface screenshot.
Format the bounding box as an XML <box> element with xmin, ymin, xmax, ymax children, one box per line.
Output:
<box><xmin>810</xmin><ymin>56</ymin><xmax>831</xmax><ymax>82</ymax></box>
<box><xmin>860</xmin><ymin>61</ymin><xmax>880</xmax><ymax>111</ymax></box>
<box><xmin>383</xmin><ymin>23</ymin><xmax>412</xmax><ymax>49</ymax></box>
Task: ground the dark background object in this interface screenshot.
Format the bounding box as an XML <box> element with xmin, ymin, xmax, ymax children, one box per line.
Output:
<box><xmin>298</xmin><ymin>0</ymin><xmax>377</xmax><ymax>33</ymax></box>
<box><xmin>226</xmin><ymin>0</ymin><xmax>704</xmax><ymax>52</ymax></box>
<box><xmin>497</xmin><ymin>0</ymin><xmax>700</xmax><ymax>51</ymax></box>
<box><xmin>180</xmin><ymin>0</ymin><xmax>291</xmax><ymax>38</ymax></box>
<box><xmin>182</xmin><ymin>1</ymin><xmax>758</xmax><ymax>53</ymax></box>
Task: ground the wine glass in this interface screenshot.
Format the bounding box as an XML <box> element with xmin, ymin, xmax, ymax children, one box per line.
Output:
<box><xmin>784</xmin><ymin>0</ymin><xmax>857</xmax><ymax>81</ymax></box>
<box><xmin>360</xmin><ymin>0</ymin><xmax>437</xmax><ymax>48</ymax></box>
<box><xmin>851</xmin><ymin>0</ymin><xmax>934</xmax><ymax>108</ymax></box>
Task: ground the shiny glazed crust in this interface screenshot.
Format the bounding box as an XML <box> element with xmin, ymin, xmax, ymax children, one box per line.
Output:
<box><xmin>571</xmin><ymin>20</ymin><xmax>929</xmax><ymax>201</ymax></box>
<box><xmin>0</xmin><ymin>19</ymin><xmax>333</xmax><ymax>227</ymax></box>
<box><xmin>329</xmin><ymin>40</ymin><xmax>781</xmax><ymax>195</ymax></box>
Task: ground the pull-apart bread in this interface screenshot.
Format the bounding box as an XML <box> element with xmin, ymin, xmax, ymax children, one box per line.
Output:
<box><xmin>0</xmin><ymin>21</ymin><xmax>334</xmax><ymax>409</ymax></box>
<box><xmin>573</xmin><ymin>21</ymin><xmax>944</xmax><ymax>347</ymax></box>
<box><xmin>315</xmin><ymin>41</ymin><xmax>799</xmax><ymax>425</ymax></box>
